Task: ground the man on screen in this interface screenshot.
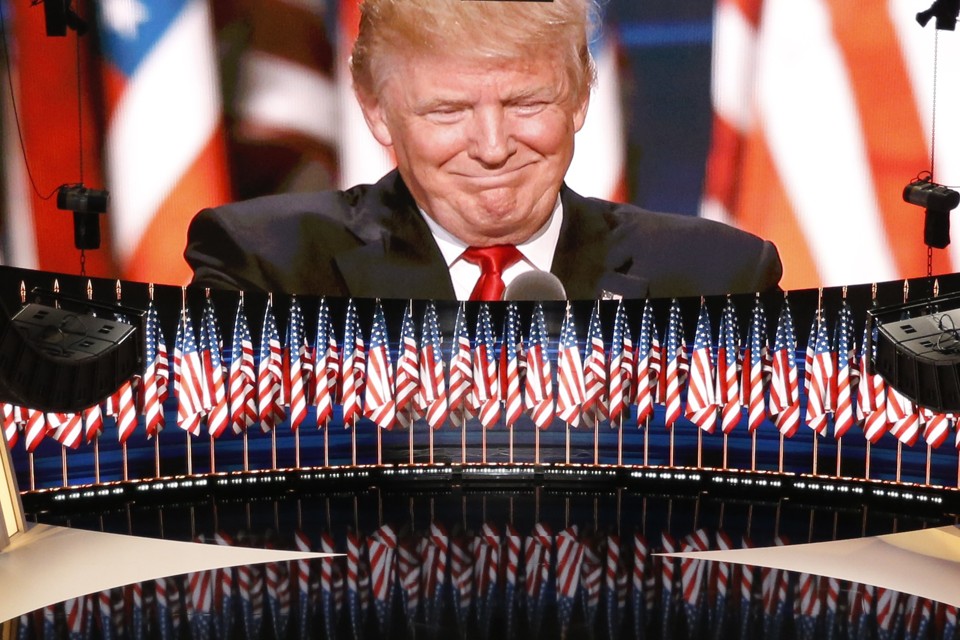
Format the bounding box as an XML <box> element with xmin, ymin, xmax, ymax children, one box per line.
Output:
<box><xmin>185</xmin><ymin>0</ymin><xmax>782</xmax><ymax>300</ymax></box>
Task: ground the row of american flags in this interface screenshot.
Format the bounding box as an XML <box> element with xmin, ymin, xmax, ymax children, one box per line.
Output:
<box><xmin>4</xmin><ymin>290</ymin><xmax>957</xmax><ymax>462</ymax></box>
<box><xmin>13</xmin><ymin>521</ymin><xmax>955</xmax><ymax>640</ymax></box>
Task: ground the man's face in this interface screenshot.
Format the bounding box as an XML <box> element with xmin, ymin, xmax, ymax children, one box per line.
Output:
<box><xmin>357</xmin><ymin>50</ymin><xmax>589</xmax><ymax>247</ymax></box>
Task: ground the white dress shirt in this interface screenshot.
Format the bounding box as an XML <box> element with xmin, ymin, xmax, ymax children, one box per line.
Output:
<box><xmin>419</xmin><ymin>198</ymin><xmax>564</xmax><ymax>300</ymax></box>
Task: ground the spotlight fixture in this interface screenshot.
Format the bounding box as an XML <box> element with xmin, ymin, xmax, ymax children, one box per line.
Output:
<box><xmin>56</xmin><ymin>184</ymin><xmax>109</xmax><ymax>250</ymax></box>
<box><xmin>916</xmin><ymin>0</ymin><xmax>960</xmax><ymax>30</ymax></box>
<box><xmin>903</xmin><ymin>176</ymin><xmax>959</xmax><ymax>248</ymax></box>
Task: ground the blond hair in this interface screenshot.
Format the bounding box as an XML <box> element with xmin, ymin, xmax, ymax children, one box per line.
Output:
<box><xmin>351</xmin><ymin>0</ymin><xmax>598</xmax><ymax>103</ymax></box>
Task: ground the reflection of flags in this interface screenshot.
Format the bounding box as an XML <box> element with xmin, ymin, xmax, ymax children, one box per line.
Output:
<box><xmin>472</xmin><ymin>304</ymin><xmax>501</xmax><ymax>430</ymax></box>
<box><xmin>524</xmin><ymin>523</ymin><xmax>552</xmax><ymax>638</ymax></box>
<box><xmin>524</xmin><ymin>304</ymin><xmax>555</xmax><ymax>430</ymax></box>
<box><xmin>475</xmin><ymin>523</ymin><xmax>500</xmax><ymax>639</ymax></box>
<box><xmin>419</xmin><ymin>302</ymin><xmax>449</xmax><ymax>430</ymax></box>
<box><xmin>396</xmin><ymin>536</ymin><xmax>420</xmax><ymax>633</ymax></box>
<box><xmin>679</xmin><ymin>529</ymin><xmax>710</xmax><ymax>637</ymax></box>
<box><xmin>685</xmin><ymin>302</ymin><xmax>717</xmax><ymax>433</ymax></box>
<box><xmin>421</xmin><ymin>523</ymin><xmax>449</xmax><ymax>632</ymax></box>
<box><xmin>631</xmin><ymin>532</ymin><xmax>649</xmax><ymax>640</ymax></box>
<box><xmin>580</xmin><ymin>537</ymin><xmax>602</xmax><ymax>632</ymax></box>
<box><xmin>556</xmin><ymin>306</ymin><xmax>586</xmax><ymax>427</ymax></box>
<box><xmin>701</xmin><ymin>0</ymin><xmax>950</xmax><ymax>290</ymax></box>
<box><xmin>555</xmin><ymin>526</ymin><xmax>584</xmax><ymax>639</ymax></box>
<box><xmin>345</xmin><ymin>530</ymin><xmax>366</xmax><ymax>640</ymax></box>
<box><xmin>504</xmin><ymin>524</ymin><xmax>522</xmax><ymax>640</ymax></box>
<box><xmin>660</xmin><ymin>532</ymin><xmax>678</xmax><ymax>640</ymax></box>
<box><xmin>96</xmin><ymin>0</ymin><xmax>232</xmax><ymax>283</ymax></box>
<box><xmin>769</xmin><ymin>300</ymin><xmax>800</xmax><ymax>437</ymax></box>
<box><xmin>293</xmin><ymin>530</ymin><xmax>312</xmax><ymax>640</ymax></box>
<box><xmin>368</xmin><ymin>525</ymin><xmax>397</xmax><ymax>636</ymax></box>
<box><xmin>451</xmin><ymin>535</ymin><xmax>475</xmax><ymax>636</ymax></box>
<box><xmin>363</xmin><ymin>302</ymin><xmax>396</xmax><ymax>431</ymax></box>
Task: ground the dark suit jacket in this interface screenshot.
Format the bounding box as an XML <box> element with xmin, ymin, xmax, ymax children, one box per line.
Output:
<box><xmin>185</xmin><ymin>170</ymin><xmax>782</xmax><ymax>299</ymax></box>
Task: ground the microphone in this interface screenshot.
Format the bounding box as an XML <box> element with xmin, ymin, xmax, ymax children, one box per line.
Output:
<box><xmin>502</xmin><ymin>270</ymin><xmax>567</xmax><ymax>301</ymax></box>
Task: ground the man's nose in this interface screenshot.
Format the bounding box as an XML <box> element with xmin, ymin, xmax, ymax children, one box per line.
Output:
<box><xmin>468</xmin><ymin>107</ymin><xmax>515</xmax><ymax>167</ymax></box>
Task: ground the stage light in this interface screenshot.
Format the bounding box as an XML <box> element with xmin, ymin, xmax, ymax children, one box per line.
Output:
<box><xmin>0</xmin><ymin>291</ymin><xmax>143</xmax><ymax>412</ymax></box>
<box><xmin>903</xmin><ymin>177</ymin><xmax>959</xmax><ymax>248</ymax></box>
<box><xmin>916</xmin><ymin>0</ymin><xmax>960</xmax><ymax>29</ymax></box>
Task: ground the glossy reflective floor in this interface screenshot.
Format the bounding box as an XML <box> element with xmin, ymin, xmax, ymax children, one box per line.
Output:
<box><xmin>12</xmin><ymin>485</ymin><xmax>959</xmax><ymax>640</ymax></box>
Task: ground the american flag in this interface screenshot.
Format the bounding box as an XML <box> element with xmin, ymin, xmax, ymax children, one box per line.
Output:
<box><xmin>394</xmin><ymin>305</ymin><xmax>421</xmax><ymax>429</ymax></box>
<box><xmin>582</xmin><ymin>304</ymin><xmax>608</xmax><ymax>425</ymax></box>
<box><xmin>525</xmin><ymin>303</ymin><xmax>555</xmax><ymax>430</ymax></box>
<box><xmin>96</xmin><ymin>0</ymin><xmax>231</xmax><ymax>284</ymax></box>
<box><xmin>52</xmin><ymin>412</ymin><xmax>83</xmax><ymax>450</ymax></box>
<box><xmin>175</xmin><ymin>309</ymin><xmax>205</xmax><ymax>436</ymax></box>
<box><xmin>922</xmin><ymin>407</ymin><xmax>951</xmax><ymax>448</ymax></box>
<box><xmin>742</xmin><ymin>299</ymin><xmax>770</xmax><ymax>432</ymax></box>
<box><xmin>833</xmin><ymin>301</ymin><xmax>859</xmax><ymax>439</ymax></box>
<box><xmin>859</xmin><ymin>317</ymin><xmax>889</xmax><ymax>444</ymax></box>
<box><xmin>341</xmin><ymin>300</ymin><xmax>365</xmax><ymax>427</ymax></box>
<box><xmin>364</xmin><ymin>302</ymin><xmax>397</xmax><ymax>430</ymax></box>
<box><xmin>24</xmin><ymin>408</ymin><xmax>46</xmax><ymax>453</ymax></box>
<box><xmin>886</xmin><ymin>314</ymin><xmax>920</xmax><ymax>445</ymax></box>
<box><xmin>228</xmin><ymin>299</ymin><xmax>257</xmax><ymax>435</ymax></box>
<box><xmin>556</xmin><ymin>305</ymin><xmax>586</xmax><ymax>427</ymax></box>
<box><xmin>81</xmin><ymin>402</ymin><xmax>103</xmax><ymax>445</ymax></box>
<box><xmin>805</xmin><ymin>313</ymin><xmax>833</xmax><ymax>437</ymax></box>
<box><xmin>700</xmin><ymin>0</ymin><xmax>960</xmax><ymax>291</ymax></box>
<box><xmin>2</xmin><ymin>404</ymin><xmax>19</xmax><ymax>450</ymax></box>
<box><xmin>716</xmin><ymin>299</ymin><xmax>742</xmax><ymax>434</ymax></box>
<box><xmin>419</xmin><ymin>301</ymin><xmax>449</xmax><ymax>430</ymax></box>
<box><xmin>257</xmin><ymin>300</ymin><xmax>285</xmax><ymax>432</ymax></box>
<box><xmin>368</xmin><ymin>524</ymin><xmax>398</xmax><ymax>636</ymax></box>
<box><xmin>634</xmin><ymin>300</ymin><xmax>659</xmax><ymax>427</ymax></box>
<box><xmin>631</xmin><ymin>532</ymin><xmax>649</xmax><ymax>640</ymax></box>
<box><xmin>285</xmin><ymin>297</ymin><xmax>309</xmax><ymax>431</ymax></box>
<box><xmin>769</xmin><ymin>299</ymin><xmax>800</xmax><ymax>437</ymax></box>
<box><xmin>200</xmin><ymin>299</ymin><xmax>229</xmax><ymax>438</ymax></box>
<box><xmin>685</xmin><ymin>302</ymin><xmax>717</xmax><ymax>433</ymax></box>
<box><xmin>662</xmin><ymin>300</ymin><xmax>687</xmax><ymax>429</ymax></box>
<box><xmin>555</xmin><ymin>526</ymin><xmax>584</xmax><ymax>639</ymax></box>
<box><xmin>608</xmin><ymin>302</ymin><xmax>630</xmax><ymax>423</ymax></box>
<box><xmin>448</xmin><ymin>303</ymin><xmax>474</xmax><ymax>428</ymax></box>
<box><xmin>114</xmin><ymin>377</ymin><xmax>139</xmax><ymax>445</ymax></box>
<box><xmin>313</xmin><ymin>298</ymin><xmax>339</xmax><ymax>429</ymax></box>
<box><xmin>501</xmin><ymin>302</ymin><xmax>525</xmax><ymax>429</ymax></box>
<box><xmin>472</xmin><ymin>304</ymin><xmax>502</xmax><ymax>430</ymax></box>
<box><xmin>142</xmin><ymin>301</ymin><xmax>166</xmax><ymax>438</ymax></box>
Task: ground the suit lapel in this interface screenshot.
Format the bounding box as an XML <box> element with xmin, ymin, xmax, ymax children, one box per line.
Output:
<box><xmin>554</xmin><ymin>187</ymin><xmax>649</xmax><ymax>299</ymax></box>
<box><xmin>334</xmin><ymin>172</ymin><xmax>455</xmax><ymax>300</ymax></box>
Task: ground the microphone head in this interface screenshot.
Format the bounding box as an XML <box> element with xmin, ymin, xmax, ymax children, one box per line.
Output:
<box><xmin>502</xmin><ymin>270</ymin><xmax>567</xmax><ymax>301</ymax></box>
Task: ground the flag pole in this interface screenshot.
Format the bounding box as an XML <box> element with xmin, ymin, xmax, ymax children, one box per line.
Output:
<box><xmin>153</xmin><ymin>437</ymin><xmax>159</xmax><ymax>479</ymax></box>
<box><xmin>535</xmin><ymin>423</ymin><xmax>541</xmax><ymax>465</ymax></box>
<box><xmin>376</xmin><ymin>424</ymin><xmax>382</xmax><ymax>466</ymax></box>
<box><xmin>669</xmin><ymin>427</ymin><xmax>674</xmax><ymax>467</ymax></box>
<box><xmin>777</xmin><ymin>433</ymin><xmax>784</xmax><ymax>473</ymax></box>
<box><xmin>123</xmin><ymin>441</ymin><xmax>130</xmax><ymax>480</ymax></box>
<box><xmin>244</xmin><ymin>431</ymin><xmax>250</xmax><ymax>471</ymax></box>
<box><xmin>594</xmin><ymin>414</ymin><xmax>599</xmax><ymax>466</ymax></box>
<box><xmin>60</xmin><ymin>446</ymin><xmax>68</xmax><ymax>487</ymax></box>
<box><xmin>210</xmin><ymin>433</ymin><xmax>216</xmax><ymax>473</ymax></box>
<box><xmin>352</xmin><ymin>415</ymin><xmax>357</xmax><ymax>466</ymax></box>
<box><xmin>617</xmin><ymin>414</ymin><xmax>623</xmax><ymax>466</ymax></box>
<box><xmin>812</xmin><ymin>433</ymin><xmax>819</xmax><ymax>475</ymax></box>
<box><xmin>752</xmin><ymin>428</ymin><xmax>759</xmax><ymax>470</ymax></box>
<box><xmin>295</xmin><ymin>428</ymin><xmax>301</xmax><ymax>469</ymax></box>
<box><xmin>461</xmin><ymin>408</ymin><xmax>467</xmax><ymax>464</ymax></box>
<box><xmin>509</xmin><ymin>422</ymin><xmax>514</xmax><ymax>464</ymax></box>
<box><xmin>696</xmin><ymin>428</ymin><xmax>702</xmax><ymax>469</ymax></box>
<box><xmin>896</xmin><ymin>441</ymin><xmax>903</xmax><ymax>483</ymax></box>
<box><xmin>482</xmin><ymin>422</ymin><xmax>487</xmax><ymax>464</ymax></box>
<box><xmin>836</xmin><ymin>437</ymin><xmax>842</xmax><ymax>477</ymax></box>
<box><xmin>429</xmin><ymin>418</ymin><xmax>434</xmax><ymax>465</ymax></box>
<box><xmin>925</xmin><ymin>444</ymin><xmax>932</xmax><ymax>485</ymax></box>
<box><xmin>186</xmin><ymin>434</ymin><xmax>193</xmax><ymax>476</ymax></box>
<box><xmin>565</xmin><ymin>423</ymin><xmax>571</xmax><ymax>465</ymax></box>
<box><xmin>28</xmin><ymin>452</ymin><xmax>35</xmax><ymax>490</ymax></box>
<box><xmin>323</xmin><ymin>420</ymin><xmax>329</xmax><ymax>467</ymax></box>
<box><xmin>408</xmin><ymin>412</ymin><xmax>414</xmax><ymax>466</ymax></box>
<box><xmin>643</xmin><ymin>416</ymin><xmax>649</xmax><ymax>466</ymax></box>
<box><xmin>271</xmin><ymin>428</ymin><xmax>277</xmax><ymax>470</ymax></box>
<box><xmin>722</xmin><ymin>433</ymin><xmax>728</xmax><ymax>470</ymax></box>
<box><xmin>865</xmin><ymin>440</ymin><xmax>871</xmax><ymax>480</ymax></box>
<box><xmin>86</xmin><ymin>279</ymin><xmax>103</xmax><ymax>481</ymax></box>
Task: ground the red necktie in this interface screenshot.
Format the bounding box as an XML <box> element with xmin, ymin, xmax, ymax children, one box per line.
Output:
<box><xmin>461</xmin><ymin>245</ymin><xmax>523</xmax><ymax>301</ymax></box>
